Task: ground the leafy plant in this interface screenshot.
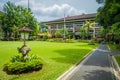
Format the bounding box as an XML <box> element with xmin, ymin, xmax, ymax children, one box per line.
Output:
<box><xmin>3</xmin><ymin>55</ymin><xmax>43</xmax><ymax>74</ymax></box>
<box><xmin>88</xmin><ymin>39</ymin><xmax>95</xmax><ymax>45</ymax></box>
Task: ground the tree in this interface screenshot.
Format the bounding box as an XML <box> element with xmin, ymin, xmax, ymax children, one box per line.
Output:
<box><xmin>61</xmin><ymin>27</ymin><xmax>68</xmax><ymax>40</ymax></box>
<box><xmin>2</xmin><ymin>1</ymin><xmax>38</xmax><ymax>40</ymax></box>
<box><xmin>96</xmin><ymin>0</ymin><xmax>120</xmax><ymax>44</ymax></box>
<box><xmin>55</xmin><ymin>30</ymin><xmax>62</xmax><ymax>38</ymax></box>
<box><xmin>0</xmin><ymin>26</ymin><xmax>4</xmax><ymax>40</ymax></box>
<box><xmin>110</xmin><ymin>22</ymin><xmax>120</xmax><ymax>44</ymax></box>
<box><xmin>0</xmin><ymin>11</ymin><xmax>4</xmax><ymax>40</ymax></box>
<box><xmin>11</xmin><ymin>25</ymin><xmax>18</xmax><ymax>40</ymax></box>
<box><xmin>84</xmin><ymin>20</ymin><xmax>94</xmax><ymax>39</ymax></box>
<box><xmin>39</xmin><ymin>22</ymin><xmax>48</xmax><ymax>33</ymax></box>
<box><xmin>80</xmin><ymin>26</ymin><xmax>88</xmax><ymax>39</ymax></box>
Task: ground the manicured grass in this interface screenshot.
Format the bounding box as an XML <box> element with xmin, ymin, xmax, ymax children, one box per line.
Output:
<box><xmin>115</xmin><ymin>56</ymin><xmax>120</xmax><ymax>66</ymax></box>
<box><xmin>0</xmin><ymin>41</ymin><xmax>98</xmax><ymax>80</ymax></box>
<box><xmin>109</xmin><ymin>44</ymin><xmax>120</xmax><ymax>51</ymax></box>
<box><xmin>108</xmin><ymin>44</ymin><xmax>120</xmax><ymax>66</ymax></box>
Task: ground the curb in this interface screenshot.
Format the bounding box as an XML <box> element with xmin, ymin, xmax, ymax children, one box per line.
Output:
<box><xmin>108</xmin><ymin>45</ymin><xmax>120</xmax><ymax>80</ymax></box>
<box><xmin>56</xmin><ymin>48</ymin><xmax>96</xmax><ymax>80</ymax></box>
<box><xmin>111</xmin><ymin>56</ymin><xmax>120</xmax><ymax>80</ymax></box>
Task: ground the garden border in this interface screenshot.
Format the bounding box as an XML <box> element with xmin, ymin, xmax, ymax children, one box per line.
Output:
<box><xmin>108</xmin><ymin>46</ymin><xmax>120</xmax><ymax>80</ymax></box>
<box><xmin>57</xmin><ymin>48</ymin><xmax>97</xmax><ymax>80</ymax></box>
<box><xmin>110</xmin><ymin>56</ymin><xmax>120</xmax><ymax>80</ymax></box>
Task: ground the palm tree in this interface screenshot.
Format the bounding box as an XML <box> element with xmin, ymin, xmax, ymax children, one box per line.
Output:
<box><xmin>62</xmin><ymin>27</ymin><xmax>68</xmax><ymax>40</ymax></box>
<box><xmin>80</xmin><ymin>26</ymin><xmax>88</xmax><ymax>39</ymax></box>
<box><xmin>55</xmin><ymin>30</ymin><xmax>62</xmax><ymax>38</ymax></box>
<box><xmin>84</xmin><ymin>20</ymin><xmax>94</xmax><ymax>39</ymax></box>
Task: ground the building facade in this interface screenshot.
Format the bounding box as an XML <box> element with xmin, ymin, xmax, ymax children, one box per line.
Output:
<box><xmin>43</xmin><ymin>13</ymin><xmax>101</xmax><ymax>39</ymax></box>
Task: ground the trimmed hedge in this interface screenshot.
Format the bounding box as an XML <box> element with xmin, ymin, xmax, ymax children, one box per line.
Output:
<box><xmin>3</xmin><ymin>55</ymin><xmax>43</xmax><ymax>74</ymax></box>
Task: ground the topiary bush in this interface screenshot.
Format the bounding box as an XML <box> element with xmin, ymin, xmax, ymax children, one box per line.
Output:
<box><xmin>3</xmin><ymin>55</ymin><xmax>43</xmax><ymax>74</ymax></box>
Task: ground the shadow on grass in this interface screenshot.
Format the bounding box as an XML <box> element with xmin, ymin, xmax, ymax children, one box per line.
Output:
<box><xmin>52</xmin><ymin>49</ymin><xmax>90</xmax><ymax>64</ymax></box>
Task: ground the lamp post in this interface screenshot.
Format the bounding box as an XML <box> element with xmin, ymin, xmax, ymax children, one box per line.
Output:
<box><xmin>18</xmin><ymin>26</ymin><xmax>32</xmax><ymax>59</ymax></box>
<box><xmin>28</xmin><ymin>0</ymin><xmax>29</xmax><ymax>9</ymax></box>
<box><xmin>63</xmin><ymin>12</ymin><xmax>66</xmax><ymax>40</ymax></box>
<box><xmin>18</xmin><ymin>26</ymin><xmax>32</xmax><ymax>45</ymax></box>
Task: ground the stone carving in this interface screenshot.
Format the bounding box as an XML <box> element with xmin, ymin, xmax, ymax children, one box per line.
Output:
<box><xmin>18</xmin><ymin>45</ymin><xmax>31</xmax><ymax>59</ymax></box>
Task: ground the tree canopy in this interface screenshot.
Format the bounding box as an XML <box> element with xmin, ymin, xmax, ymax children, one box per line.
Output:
<box><xmin>96</xmin><ymin>0</ymin><xmax>120</xmax><ymax>44</ymax></box>
<box><xmin>96</xmin><ymin>0</ymin><xmax>120</xmax><ymax>28</ymax></box>
<box><xmin>1</xmin><ymin>1</ymin><xmax>39</xmax><ymax>40</ymax></box>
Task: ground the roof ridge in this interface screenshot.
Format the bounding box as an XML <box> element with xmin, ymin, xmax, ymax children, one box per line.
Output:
<box><xmin>43</xmin><ymin>13</ymin><xmax>97</xmax><ymax>23</ymax></box>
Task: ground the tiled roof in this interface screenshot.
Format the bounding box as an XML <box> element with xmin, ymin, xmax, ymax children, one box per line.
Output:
<box><xmin>44</xmin><ymin>13</ymin><xmax>96</xmax><ymax>23</ymax></box>
<box><xmin>18</xmin><ymin>26</ymin><xmax>32</xmax><ymax>32</ymax></box>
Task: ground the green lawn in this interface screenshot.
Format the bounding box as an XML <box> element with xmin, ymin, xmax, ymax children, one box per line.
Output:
<box><xmin>108</xmin><ymin>44</ymin><xmax>120</xmax><ymax>66</ymax></box>
<box><xmin>108</xmin><ymin>44</ymin><xmax>120</xmax><ymax>51</ymax></box>
<box><xmin>0</xmin><ymin>41</ymin><xmax>98</xmax><ymax>80</ymax></box>
<box><xmin>115</xmin><ymin>56</ymin><xmax>120</xmax><ymax>66</ymax></box>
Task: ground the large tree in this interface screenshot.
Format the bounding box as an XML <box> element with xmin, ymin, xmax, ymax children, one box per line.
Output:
<box><xmin>96</xmin><ymin>0</ymin><xmax>120</xmax><ymax>44</ymax></box>
<box><xmin>1</xmin><ymin>1</ymin><xmax>39</xmax><ymax>40</ymax></box>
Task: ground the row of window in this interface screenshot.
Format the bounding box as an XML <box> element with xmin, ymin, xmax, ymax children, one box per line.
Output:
<box><xmin>51</xmin><ymin>23</ymin><xmax>84</xmax><ymax>29</ymax></box>
<box><xmin>50</xmin><ymin>23</ymin><xmax>101</xmax><ymax>30</ymax></box>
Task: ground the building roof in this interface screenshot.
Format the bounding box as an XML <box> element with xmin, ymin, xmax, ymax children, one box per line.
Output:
<box><xmin>18</xmin><ymin>26</ymin><xmax>32</xmax><ymax>32</ymax></box>
<box><xmin>43</xmin><ymin>13</ymin><xmax>97</xmax><ymax>23</ymax></box>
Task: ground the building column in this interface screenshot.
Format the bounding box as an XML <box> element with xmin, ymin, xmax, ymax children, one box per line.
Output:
<box><xmin>73</xmin><ymin>23</ymin><xmax>75</xmax><ymax>33</ymax></box>
<box><xmin>48</xmin><ymin>25</ymin><xmax>51</xmax><ymax>34</ymax></box>
<box><xmin>56</xmin><ymin>24</ymin><xmax>59</xmax><ymax>30</ymax></box>
<box><xmin>73</xmin><ymin>23</ymin><xmax>75</xmax><ymax>38</ymax></box>
<box><xmin>93</xmin><ymin>22</ymin><xmax>96</xmax><ymax>38</ymax></box>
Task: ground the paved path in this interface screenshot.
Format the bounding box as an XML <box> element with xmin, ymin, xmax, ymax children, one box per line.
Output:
<box><xmin>63</xmin><ymin>44</ymin><xmax>116</xmax><ymax>80</ymax></box>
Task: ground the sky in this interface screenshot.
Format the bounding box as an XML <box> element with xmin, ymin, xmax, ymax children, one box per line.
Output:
<box><xmin>0</xmin><ymin>0</ymin><xmax>101</xmax><ymax>22</ymax></box>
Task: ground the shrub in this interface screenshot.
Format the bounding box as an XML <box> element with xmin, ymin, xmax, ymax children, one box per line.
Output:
<box><xmin>116</xmin><ymin>45</ymin><xmax>120</xmax><ymax>50</ymax></box>
<box><xmin>3</xmin><ymin>55</ymin><xmax>43</xmax><ymax>74</ymax></box>
<box><xmin>88</xmin><ymin>40</ymin><xmax>95</xmax><ymax>45</ymax></box>
<box><xmin>47</xmin><ymin>39</ymin><xmax>55</xmax><ymax>42</ymax></box>
<box><xmin>77</xmin><ymin>39</ymin><xmax>91</xmax><ymax>43</ymax></box>
<box><xmin>65</xmin><ymin>39</ymin><xmax>75</xmax><ymax>43</ymax></box>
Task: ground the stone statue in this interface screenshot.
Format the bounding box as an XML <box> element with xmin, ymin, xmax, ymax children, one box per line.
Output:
<box><xmin>18</xmin><ymin>45</ymin><xmax>31</xmax><ymax>59</ymax></box>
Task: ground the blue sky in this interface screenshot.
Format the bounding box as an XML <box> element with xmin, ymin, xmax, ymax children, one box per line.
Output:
<box><xmin>0</xmin><ymin>0</ymin><xmax>101</xmax><ymax>22</ymax></box>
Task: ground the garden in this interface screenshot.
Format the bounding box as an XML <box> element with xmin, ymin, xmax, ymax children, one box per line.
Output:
<box><xmin>0</xmin><ymin>41</ymin><xmax>98</xmax><ymax>80</ymax></box>
<box><xmin>0</xmin><ymin>0</ymin><xmax>120</xmax><ymax>80</ymax></box>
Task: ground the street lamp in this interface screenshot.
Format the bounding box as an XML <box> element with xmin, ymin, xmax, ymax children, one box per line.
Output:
<box><xmin>18</xmin><ymin>26</ymin><xmax>32</xmax><ymax>59</ymax></box>
<box><xmin>18</xmin><ymin>26</ymin><xmax>32</xmax><ymax>45</ymax></box>
<box><xmin>63</xmin><ymin>12</ymin><xmax>66</xmax><ymax>40</ymax></box>
<box><xmin>28</xmin><ymin>0</ymin><xmax>29</xmax><ymax>9</ymax></box>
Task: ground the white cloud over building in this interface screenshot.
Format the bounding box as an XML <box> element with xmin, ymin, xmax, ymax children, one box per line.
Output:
<box><xmin>0</xmin><ymin>0</ymin><xmax>100</xmax><ymax>22</ymax></box>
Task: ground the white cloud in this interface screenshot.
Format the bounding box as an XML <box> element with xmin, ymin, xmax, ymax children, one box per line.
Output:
<box><xmin>0</xmin><ymin>3</ymin><xmax>4</xmax><ymax>10</ymax></box>
<box><xmin>15</xmin><ymin>0</ymin><xmax>86</xmax><ymax>21</ymax></box>
<box><xmin>33</xmin><ymin>4</ymin><xmax>86</xmax><ymax>17</ymax></box>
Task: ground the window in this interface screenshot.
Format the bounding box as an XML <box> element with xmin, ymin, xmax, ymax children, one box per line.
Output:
<box><xmin>58</xmin><ymin>24</ymin><xmax>63</xmax><ymax>29</ymax></box>
<box><xmin>66</xmin><ymin>23</ymin><xmax>73</xmax><ymax>29</ymax></box>
<box><xmin>76</xmin><ymin>23</ymin><xmax>83</xmax><ymax>28</ymax></box>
